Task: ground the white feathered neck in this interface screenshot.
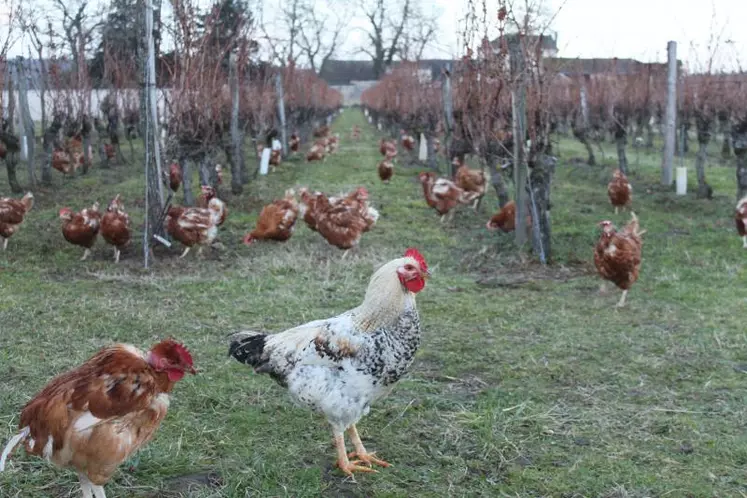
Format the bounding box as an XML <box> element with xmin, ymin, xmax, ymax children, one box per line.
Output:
<box><xmin>352</xmin><ymin>257</ymin><xmax>417</xmax><ymax>332</ymax></box>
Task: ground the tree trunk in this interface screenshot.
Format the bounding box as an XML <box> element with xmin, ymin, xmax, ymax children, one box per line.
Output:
<box><xmin>486</xmin><ymin>153</ymin><xmax>509</xmax><ymax>207</ymax></box>
<box><xmin>528</xmin><ymin>155</ymin><xmax>556</xmax><ymax>263</ymax></box>
<box><xmin>722</xmin><ymin>131</ymin><xmax>732</xmax><ymax>160</ymax></box>
<box><xmin>573</xmin><ymin>128</ymin><xmax>596</xmax><ymax>165</ymax></box>
<box><xmin>694</xmin><ymin>117</ymin><xmax>713</xmax><ymax>199</ymax></box>
<box><xmin>4</xmin><ymin>76</ymin><xmax>22</xmax><ymax>193</ymax></box>
<box><xmin>734</xmin><ymin>123</ymin><xmax>747</xmax><ymax>200</ymax></box>
<box><xmin>426</xmin><ymin>133</ymin><xmax>438</xmax><ymax>171</ymax></box>
<box><xmin>198</xmin><ymin>156</ymin><xmax>211</xmax><ymax>186</ymax></box>
<box><xmin>645</xmin><ymin>119</ymin><xmax>654</xmax><ymax>148</ymax></box>
<box><xmin>81</xmin><ymin>132</ymin><xmax>91</xmax><ymax>175</ymax></box>
<box><xmin>229</xmin><ymin>53</ymin><xmax>243</xmax><ymax>194</ymax></box>
<box><xmin>615</xmin><ymin>132</ymin><xmax>628</xmax><ymax>175</ymax></box>
<box><xmin>180</xmin><ymin>157</ymin><xmax>194</xmax><ymax>206</ymax></box>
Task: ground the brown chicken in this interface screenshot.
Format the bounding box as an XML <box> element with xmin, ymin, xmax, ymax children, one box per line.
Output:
<box><xmin>196</xmin><ymin>186</ymin><xmax>228</xmax><ymax>226</ymax></box>
<box><xmin>379</xmin><ymin>139</ymin><xmax>397</xmax><ymax>160</ymax></box>
<box><xmin>313</xmin><ymin>125</ymin><xmax>330</xmax><ymax>138</ymax></box>
<box><xmin>243</xmin><ymin>189</ymin><xmax>299</xmax><ymax>244</ymax></box>
<box><xmin>433</xmin><ymin>137</ymin><xmax>441</xmax><ymax>155</ymax></box>
<box><xmin>594</xmin><ymin>212</ymin><xmax>645</xmax><ymax>308</ymax></box>
<box><xmin>166</xmin><ymin>198</ymin><xmax>225</xmax><ymax>258</ymax></box>
<box><xmin>400</xmin><ymin>130</ymin><xmax>416</xmax><ymax>151</ymax></box>
<box><xmin>455</xmin><ymin>164</ymin><xmax>487</xmax><ymax>210</ymax></box>
<box><xmin>736</xmin><ymin>196</ymin><xmax>747</xmax><ymax>249</ymax></box>
<box><xmin>269</xmin><ymin>149</ymin><xmax>282</xmax><ymax>170</ymax></box>
<box><xmin>104</xmin><ymin>143</ymin><xmax>115</xmax><ymax>160</ymax></box>
<box><xmin>326</xmin><ymin>134</ymin><xmax>340</xmax><ymax>154</ymax></box>
<box><xmin>101</xmin><ymin>194</ymin><xmax>131</xmax><ymax>263</ymax></box>
<box><xmin>0</xmin><ymin>192</ymin><xmax>34</xmax><ymax>250</ymax></box>
<box><xmin>215</xmin><ymin>164</ymin><xmax>224</xmax><ymax>185</ymax></box>
<box><xmin>52</xmin><ymin>149</ymin><xmax>75</xmax><ymax>175</ymax></box>
<box><xmin>289</xmin><ymin>133</ymin><xmax>301</xmax><ymax>152</ymax></box>
<box><xmin>607</xmin><ymin>169</ymin><xmax>632</xmax><ymax>214</ymax></box>
<box><xmin>485</xmin><ymin>200</ymin><xmax>525</xmax><ymax>233</ymax></box>
<box><xmin>314</xmin><ymin>194</ymin><xmax>369</xmax><ymax>254</ymax></box>
<box><xmin>378</xmin><ymin>160</ymin><xmax>394</xmax><ymax>183</ymax></box>
<box><xmin>351</xmin><ymin>125</ymin><xmax>361</xmax><ymax>140</ymax></box>
<box><xmin>306</xmin><ymin>143</ymin><xmax>326</xmax><ymax>162</ymax></box>
<box><xmin>418</xmin><ymin>171</ymin><xmax>479</xmax><ymax>222</ymax></box>
<box><xmin>164</xmin><ymin>162</ymin><xmax>182</xmax><ymax>192</ymax></box>
<box><xmin>0</xmin><ymin>339</ymin><xmax>195</xmax><ymax>498</ymax></box>
<box><xmin>299</xmin><ymin>188</ymin><xmax>325</xmax><ymax>231</ymax></box>
<box><xmin>60</xmin><ymin>202</ymin><xmax>102</xmax><ymax>261</ymax></box>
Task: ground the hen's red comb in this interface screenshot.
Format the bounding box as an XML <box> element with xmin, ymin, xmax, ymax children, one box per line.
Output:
<box><xmin>173</xmin><ymin>342</ymin><xmax>194</xmax><ymax>366</ymax></box>
<box><xmin>404</xmin><ymin>248</ymin><xmax>427</xmax><ymax>272</ymax></box>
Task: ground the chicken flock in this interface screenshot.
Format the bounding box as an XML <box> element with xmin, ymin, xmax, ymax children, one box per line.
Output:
<box><xmin>0</xmin><ymin>117</ymin><xmax>744</xmax><ymax>497</ymax></box>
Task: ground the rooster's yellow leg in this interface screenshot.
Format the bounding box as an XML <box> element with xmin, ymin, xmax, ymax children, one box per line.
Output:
<box><xmin>334</xmin><ymin>432</ymin><xmax>376</xmax><ymax>476</ymax></box>
<box><xmin>346</xmin><ymin>425</ymin><xmax>390</xmax><ymax>468</ymax></box>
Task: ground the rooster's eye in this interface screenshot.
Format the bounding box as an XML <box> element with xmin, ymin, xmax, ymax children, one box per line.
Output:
<box><xmin>405</xmin><ymin>265</ymin><xmax>415</xmax><ymax>271</ymax></box>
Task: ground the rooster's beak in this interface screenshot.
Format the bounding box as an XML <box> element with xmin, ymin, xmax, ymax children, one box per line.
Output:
<box><xmin>187</xmin><ymin>365</ymin><xmax>197</xmax><ymax>374</ymax></box>
<box><xmin>422</xmin><ymin>269</ymin><xmax>432</xmax><ymax>280</ymax></box>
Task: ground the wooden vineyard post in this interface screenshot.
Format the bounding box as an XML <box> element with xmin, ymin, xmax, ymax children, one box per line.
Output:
<box><xmin>441</xmin><ymin>64</ymin><xmax>455</xmax><ymax>176</ymax></box>
<box><xmin>229</xmin><ymin>53</ymin><xmax>243</xmax><ymax>194</ymax></box>
<box><xmin>662</xmin><ymin>41</ymin><xmax>677</xmax><ymax>186</ymax></box>
<box><xmin>275</xmin><ymin>73</ymin><xmax>288</xmax><ymax>156</ymax></box>
<box><xmin>509</xmin><ymin>39</ymin><xmax>529</xmax><ymax>247</ymax></box>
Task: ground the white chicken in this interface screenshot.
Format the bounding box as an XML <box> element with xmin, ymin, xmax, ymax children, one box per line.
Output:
<box><xmin>229</xmin><ymin>248</ymin><xmax>430</xmax><ymax>475</ymax></box>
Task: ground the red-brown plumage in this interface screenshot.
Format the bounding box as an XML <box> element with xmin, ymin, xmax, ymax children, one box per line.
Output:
<box><xmin>306</xmin><ymin>144</ymin><xmax>326</xmax><ymax>162</ymax></box>
<box><xmin>299</xmin><ymin>188</ymin><xmax>323</xmax><ymax>231</ymax></box>
<box><xmin>418</xmin><ymin>171</ymin><xmax>478</xmax><ymax>220</ymax></box>
<box><xmin>167</xmin><ymin>163</ymin><xmax>182</xmax><ymax>192</ymax></box>
<box><xmin>326</xmin><ymin>134</ymin><xmax>340</xmax><ymax>154</ymax></box>
<box><xmin>244</xmin><ymin>190</ymin><xmax>299</xmax><ymax>244</ymax></box>
<box><xmin>313</xmin><ymin>125</ymin><xmax>330</xmax><ymax>138</ymax></box>
<box><xmin>289</xmin><ymin>133</ymin><xmax>300</xmax><ymax>152</ymax></box>
<box><xmin>60</xmin><ymin>203</ymin><xmax>102</xmax><ymax>259</ymax></box>
<box><xmin>270</xmin><ymin>149</ymin><xmax>282</xmax><ymax>166</ymax></box>
<box><xmin>166</xmin><ymin>199</ymin><xmax>225</xmax><ymax>257</ymax></box>
<box><xmin>101</xmin><ymin>195</ymin><xmax>131</xmax><ymax>263</ymax></box>
<box><xmin>736</xmin><ymin>196</ymin><xmax>747</xmax><ymax>248</ymax></box>
<box><xmin>378</xmin><ymin>160</ymin><xmax>394</xmax><ymax>183</ymax></box>
<box><xmin>0</xmin><ymin>192</ymin><xmax>34</xmax><ymax>249</ymax></box>
<box><xmin>455</xmin><ymin>164</ymin><xmax>487</xmax><ymax>207</ymax></box>
<box><xmin>2</xmin><ymin>340</ymin><xmax>194</xmax><ymax>490</ymax></box>
<box><xmin>52</xmin><ymin>149</ymin><xmax>74</xmax><ymax>174</ymax></box>
<box><xmin>379</xmin><ymin>138</ymin><xmax>397</xmax><ymax>159</ymax></box>
<box><xmin>104</xmin><ymin>143</ymin><xmax>115</xmax><ymax>160</ymax></box>
<box><xmin>0</xmin><ymin>141</ymin><xmax>6</xmax><ymax>159</ymax></box>
<box><xmin>196</xmin><ymin>186</ymin><xmax>227</xmax><ymax>226</ymax></box>
<box><xmin>607</xmin><ymin>169</ymin><xmax>632</xmax><ymax>212</ymax></box>
<box><xmin>400</xmin><ymin>130</ymin><xmax>416</xmax><ymax>151</ymax></box>
<box><xmin>315</xmin><ymin>194</ymin><xmax>369</xmax><ymax>250</ymax></box>
<box><xmin>486</xmin><ymin>200</ymin><xmax>532</xmax><ymax>233</ymax></box>
<box><xmin>594</xmin><ymin>213</ymin><xmax>644</xmax><ymax>307</ymax></box>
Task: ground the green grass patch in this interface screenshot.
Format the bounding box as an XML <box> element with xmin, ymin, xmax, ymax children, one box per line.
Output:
<box><xmin>1</xmin><ymin>111</ymin><xmax>746</xmax><ymax>497</ymax></box>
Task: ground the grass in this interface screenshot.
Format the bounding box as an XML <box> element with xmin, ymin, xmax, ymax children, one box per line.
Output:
<box><xmin>1</xmin><ymin>109</ymin><xmax>746</xmax><ymax>497</ymax></box>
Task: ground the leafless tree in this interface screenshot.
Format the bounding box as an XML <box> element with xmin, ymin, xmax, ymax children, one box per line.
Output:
<box><xmin>49</xmin><ymin>0</ymin><xmax>102</xmax><ymax>71</ymax></box>
<box><xmin>357</xmin><ymin>0</ymin><xmax>438</xmax><ymax>77</ymax></box>
<box><xmin>259</xmin><ymin>0</ymin><xmax>303</xmax><ymax>66</ymax></box>
<box><xmin>18</xmin><ymin>6</ymin><xmax>50</xmax><ymax>134</ymax></box>
<box><xmin>297</xmin><ymin>1</ymin><xmax>349</xmax><ymax>72</ymax></box>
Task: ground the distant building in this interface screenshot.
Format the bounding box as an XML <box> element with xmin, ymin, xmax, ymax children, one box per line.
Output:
<box><xmin>319</xmin><ymin>59</ymin><xmax>458</xmax><ymax>105</ymax></box>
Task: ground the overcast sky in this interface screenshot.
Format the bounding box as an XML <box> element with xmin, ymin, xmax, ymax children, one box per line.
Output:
<box><xmin>2</xmin><ymin>0</ymin><xmax>746</xmax><ymax>71</ymax></box>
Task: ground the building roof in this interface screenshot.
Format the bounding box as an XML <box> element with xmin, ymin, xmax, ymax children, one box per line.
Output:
<box><xmin>319</xmin><ymin>60</ymin><xmax>378</xmax><ymax>85</ymax></box>
<box><xmin>544</xmin><ymin>57</ymin><xmax>676</xmax><ymax>76</ymax></box>
<box><xmin>491</xmin><ymin>33</ymin><xmax>558</xmax><ymax>51</ymax></box>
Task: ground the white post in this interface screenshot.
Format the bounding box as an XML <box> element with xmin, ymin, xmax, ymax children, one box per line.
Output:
<box><xmin>377</xmin><ymin>122</ymin><xmax>382</xmax><ymax>131</ymax></box>
<box><xmin>418</xmin><ymin>133</ymin><xmax>427</xmax><ymax>161</ymax></box>
<box><xmin>676</xmin><ymin>166</ymin><xmax>687</xmax><ymax>195</ymax></box>
<box><xmin>275</xmin><ymin>73</ymin><xmax>288</xmax><ymax>155</ymax></box>
<box><xmin>259</xmin><ymin>147</ymin><xmax>271</xmax><ymax>175</ymax></box>
<box><xmin>271</xmin><ymin>139</ymin><xmax>282</xmax><ymax>151</ymax></box>
<box><xmin>20</xmin><ymin>135</ymin><xmax>28</xmax><ymax>161</ymax></box>
<box><xmin>662</xmin><ymin>41</ymin><xmax>677</xmax><ymax>186</ymax></box>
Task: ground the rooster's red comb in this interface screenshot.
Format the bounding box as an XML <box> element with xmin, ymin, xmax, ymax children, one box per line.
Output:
<box><xmin>404</xmin><ymin>248</ymin><xmax>427</xmax><ymax>272</ymax></box>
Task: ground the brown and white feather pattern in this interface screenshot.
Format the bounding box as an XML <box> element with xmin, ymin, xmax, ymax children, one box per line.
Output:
<box><xmin>736</xmin><ymin>196</ymin><xmax>747</xmax><ymax>248</ymax></box>
<box><xmin>0</xmin><ymin>345</ymin><xmax>173</xmax><ymax>484</ymax></box>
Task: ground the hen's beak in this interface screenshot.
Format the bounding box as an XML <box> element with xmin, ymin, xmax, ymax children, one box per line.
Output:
<box><xmin>422</xmin><ymin>269</ymin><xmax>432</xmax><ymax>280</ymax></box>
<box><xmin>187</xmin><ymin>365</ymin><xmax>197</xmax><ymax>374</ymax></box>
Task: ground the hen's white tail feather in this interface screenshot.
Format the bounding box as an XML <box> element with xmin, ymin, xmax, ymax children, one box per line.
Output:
<box><xmin>0</xmin><ymin>426</ymin><xmax>30</xmax><ymax>471</ymax></box>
